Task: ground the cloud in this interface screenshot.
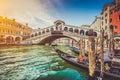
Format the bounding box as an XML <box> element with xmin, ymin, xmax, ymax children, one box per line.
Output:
<box><xmin>0</xmin><ymin>0</ymin><xmax>59</xmax><ymax>29</ymax></box>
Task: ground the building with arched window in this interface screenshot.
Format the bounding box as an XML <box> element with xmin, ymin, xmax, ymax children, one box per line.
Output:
<box><xmin>109</xmin><ymin>0</ymin><xmax>120</xmax><ymax>36</ymax></box>
<box><xmin>0</xmin><ymin>16</ymin><xmax>32</xmax><ymax>44</ymax></box>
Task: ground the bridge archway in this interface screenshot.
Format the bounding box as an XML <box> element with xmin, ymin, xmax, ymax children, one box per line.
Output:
<box><xmin>35</xmin><ymin>33</ymin><xmax>38</xmax><ymax>36</ymax></box>
<box><xmin>31</xmin><ymin>34</ymin><xmax>34</xmax><ymax>37</ymax></box>
<box><xmin>74</xmin><ymin>29</ymin><xmax>79</xmax><ymax>33</ymax></box>
<box><xmin>50</xmin><ymin>28</ymin><xmax>54</xmax><ymax>31</ymax></box>
<box><xmin>38</xmin><ymin>35</ymin><xmax>78</xmax><ymax>45</ymax></box>
<box><xmin>64</xmin><ymin>27</ymin><xmax>68</xmax><ymax>31</ymax></box>
<box><xmin>93</xmin><ymin>32</ymin><xmax>97</xmax><ymax>37</ymax></box>
<box><xmin>69</xmin><ymin>28</ymin><xmax>73</xmax><ymax>32</ymax></box>
<box><xmin>80</xmin><ymin>30</ymin><xmax>84</xmax><ymax>35</ymax></box>
<box><xmin>42</xmin><ymin>30</ymin><xmax>45</xmax><ymax>34</ymax></box>
<box><xmin>46</xmin><ymin>29</ymin><xmax>50</xmax><ymax>33</ymax></box>
<box><xmin>6</xmin><ymin>36</ymin><xmax>14</xmax><ymax>43</ymax></box>
<box><xmin>86</xmin><ymin>31</ymin><xmax>89</xmax><ymax>36</ymax></box>
<box><xmin>39</xmin><ymin>32</ymin><xmax>41</xmax><ymax>35</ymax></box>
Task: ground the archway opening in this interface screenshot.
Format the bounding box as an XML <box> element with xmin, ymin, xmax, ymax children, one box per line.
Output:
<box><xmin>52</xmin><ymin>37</ymin><xmax>77</xmax><ymax>46</ymax></box>
<box><xmin>42</xmin><ymin>30</ymin><xmax>45</xmax><ymax>34</ymax></box>
<box><xmin>39</xmin><ymin>35</ymin><xmax>77</xmax><ymax>46</ymax></box>
<box><xmin>46</xmin><ymin>29</ymin><xmax>50</xmax><ymax>33</ymax></box>
<box><xmin>15</xmin><ymin>37</ymin><xmax>21</xmax><ymax>43</ymax></box>
<box><xmin>31</xmin><ymin>34</ymin><xmax>34</xmax><ymax>37</ymax></box>
<box><xmin>35</xmin><ymin>33</ymin><xmax>38</xmax><ymax>36</ymax></box>
<box><xmin>74</xmin><ymin>29</ymin><xmax>79</xmax><ymax>33</ymax></box>
<box><xmin>50</xmin><ymin>28</ymin><xmax>54</xmax><ymax>32</ymax></box>
<box><xmin>69</xmin><ymin>28</ymin><xmax>73</xmax><ymax>32</ymax></box>
<box><xmin>80</xmin><ymin>30</ymin><xmax>84</xmax><ymax>35</ymax></box>
<box><xmin>86</xmin><ymin>31</ymin><xmax>89</xmax><ymax>36</ymax></box>
<box><xmin>93</xmin><ymin>32</ymin><xmax>97</xmax><ymax>37</ymax></box>
<box><xmin>64</xmin><ymin>27</ymin><xmax>68</xmax><ymax>31</ymax></box>
<box><xmin>6</xmin><ymin>36</ymin><xmax>14</xmax><ymax>44</ymax></box>
<box><xmin>39</xmin><ymin>32</ymin><xmax>41</xmax><ymax>35</ymax></box>
<box><xmin>0</xmin><ymin>35</ymin><xmax>5</xmax><ymax>43</ymax></box>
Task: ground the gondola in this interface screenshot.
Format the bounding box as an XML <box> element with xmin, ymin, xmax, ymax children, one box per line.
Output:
<box><xmin>68</xmin><ymin>46</ymin><xmax>79</xmax><ymax>54</ymax></box>
<box><xmin>55</xmin><ymin>49</ymin><xmax>120</xmax><ymax>80</ymax></box>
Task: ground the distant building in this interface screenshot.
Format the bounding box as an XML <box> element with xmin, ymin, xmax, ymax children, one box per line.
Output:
<box><xmin>0</xmin><ymin>16</ymin><xmax>32</xmax><ymax>44</ymax></box>
<box><xmin>90</xmin><ymin>16</ymin><xmax>102</xmax><ymax>32</ymax></box>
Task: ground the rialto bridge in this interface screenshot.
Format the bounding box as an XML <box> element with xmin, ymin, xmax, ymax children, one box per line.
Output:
<box><xmin>22</xmin><ymin>20</ymin><xmax>99</xmax><ymax>45</ymax></box>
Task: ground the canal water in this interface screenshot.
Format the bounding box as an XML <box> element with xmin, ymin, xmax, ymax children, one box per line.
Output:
<box><xmin>0</xmin><ymin>45</ymin><xmax>88</xmax><ymax>80</ymax></box>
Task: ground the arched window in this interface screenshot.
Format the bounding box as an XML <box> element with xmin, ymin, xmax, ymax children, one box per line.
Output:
<box><xmin>114</xmin><ymin>32</ymin><xmax>118</xmax><ymax>36</ymax></box>
<box><xmin>86</xmin><ymin>31</ymin><xmax>89</xmax><ymax>36</ymax></box>
<box><xmin>64</xmin><ymin>27</ymin><xmax>68</xmax><ymax>31</ymax></box>
<box><xmin>93</xmin><ymin>32</ymin><xmax>97</xmax><ymax>37</ymax></box>
<box><xmin>39</xmin><ymin>32</ymin><xmax>41</xmax><ymax>35</ymax></box>
<box><xmin>46</xmin><ymin>29</ymin><xmax>49</xmax><ymax>33</ymax></box>
<box><xmin>42</xmin><ymin>30</ymin><xmax>45</xmax><ymax>34</ymax></box>
<box><xmin>80</xmin><ymin>30</ymin><xmax>84</xmax><ymax>35</ymax></box>
<box><xmin>15</xmin><ymin>37</ymin><xmax>21</xmax><ymax>43</ymax></box>
<box><xmin>6</xmin><ymin>36</ymin><xmax>14</xmax><ymax>43</ymax></box>
<box><xmin>50</xmin><ymin>28</ymin><xmax>54</xmax><ymax>31</ymax></box>
<box><xmin>69</xmin><ymin>28</ymin><xmax>73</xmax><ymax>32</ymax></box>
<box><xmin>35</xmin><ymin>33</ymin><xmax>38</xmax><ymax>36</ymax></box>
<box><xmin>74</xmin><ymin>29</ymin><xmax>79</xmax><ymax>33</ymax></box>
<box><xmin>31</xmin><ymin>34</ymin><xmax>34</xmax><ymax>37</ymax></box>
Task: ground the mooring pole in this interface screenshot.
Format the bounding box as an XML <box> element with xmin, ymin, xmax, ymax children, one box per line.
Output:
<box><xmin>78</xmin><ymin>38</ymin><xmax>82</xmax><ymax>56</ymax></box>
<box><xmin>88</xmin><ymin>29</ymin><xmax>96</xmax><ymax>80</ymax></box>
<box><xmin>81</xmin><ymin>38</ymin><xmax>84</xmax><ymax>55</ymax></box>
<box><xmin>100</xmin><ymin>28</ymin><xmax>104</xmax><ymax>78</ymax></box>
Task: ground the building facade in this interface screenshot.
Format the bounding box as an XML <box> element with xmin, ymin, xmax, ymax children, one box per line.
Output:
<box><xmin>110</xmin><ymin>0</ymin><xmax>120</xmax><ymax>36</ymax></box>
<box><xmin>0</xmin><ymin>16</ymin><xmax>32</xmax><ymax>44</ymax></box>
<box><xmin>101</xmin><ymin>0</ymin><xmax>120</xmax><ymax>37</ymax></box>
<box><xmin>101</xmin><ymin>4</ymin><xmax>111</xmax><ymax>38</ymax></box>
<box><xmin>90</xmin><ymin>17</ymin><xmax>102</xmax><ymax>32</ymax></box>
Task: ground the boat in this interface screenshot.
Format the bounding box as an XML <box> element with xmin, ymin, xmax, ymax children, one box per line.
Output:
<box><xmin>55</xmin><ymin>49</ymin><xmax>120</xmax><ymax>80</ymax></box>
<box><xmin>50</xmin><ymin>51</ymin><xmax>58</xmax><ymax>55</ymax></box>
<box><xmin>68</xmin><ymin>46</ymin><xmax>79</xmax><ymax>54</ymax></box>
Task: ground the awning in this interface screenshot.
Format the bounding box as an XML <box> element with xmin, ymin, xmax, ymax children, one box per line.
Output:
<box><xmin>114</xmin><ymin>36</ymin><xmax>120</xmax><ymax>41</ymax></box>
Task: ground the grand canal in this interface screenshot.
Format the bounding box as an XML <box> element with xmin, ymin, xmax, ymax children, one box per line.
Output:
<box><xmin>0</xmin><ymin>45</ymin><xmax>88</xmax><ymax>80</ymax></box>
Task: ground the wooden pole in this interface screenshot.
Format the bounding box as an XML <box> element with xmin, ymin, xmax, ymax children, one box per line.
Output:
<box><xmin>72</xmin><ymin>40</ymin><xmax>74</xmax><ymax>46</ymax></box>
<box><xmin>95</xmin><ymin>37</ymin><xmax>98</xmax><ymax>55</ymax></box>
<box><xmin>79</xmin><ymin>39</ymin><xmax>82</xmax><ymax>56</ymax></box>
<box><xmin>81</xmin><ymin>38</ymin><xmax>84</xmax><ymax>55</ymax></box>
<box><xmin>109</xmin><ymin>25</ymin><xmax>114</xmax><ymax>57</ymax></box>
<box><xmin>88</xmin><ymin>29</ymin><xmax>96</xmax><ymax>79</ymax></box>
<box><xmin>100</xmin><ymin>28</ymin><xmax>104</xmax><ymax>78</ymax></box>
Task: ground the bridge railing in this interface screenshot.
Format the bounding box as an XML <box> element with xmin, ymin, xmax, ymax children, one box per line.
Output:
<box><xmin>23</xmin><ymin>32</ymin><xmax>51</xmax><ymax>41</ymax></box>
<box><xmin>63</xmin><ymin>31</ymin><xmax>89</xmax><ymax>39</ymax></box>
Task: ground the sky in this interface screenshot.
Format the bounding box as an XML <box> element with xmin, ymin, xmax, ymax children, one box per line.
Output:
<box><xmin>0</xmin><ymin>0</ymin><xmax>113</xmax><ymax>29</ymax></box>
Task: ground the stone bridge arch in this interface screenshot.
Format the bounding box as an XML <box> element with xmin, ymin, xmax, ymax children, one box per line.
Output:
<box><xmin>23</xmin><ymin>20</ymin><xmax>100</xmax><ymax>45</ymax></box>
<box><xmin>38</xmin><ymin>34</ymin><xmax>78</xmax><ymax>45</ymax></box>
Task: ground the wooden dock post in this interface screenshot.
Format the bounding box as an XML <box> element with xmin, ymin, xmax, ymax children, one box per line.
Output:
<box><xmin>88</xmin><ymin>29</ymin><xmax>96</xmax><ymax>79</ymax></box>
<box><xmin>78</xmin><ymin>38</ymin><xmax>82</xmax><ymax>56</ymax></box>
<box><xmin>100</xmin><ymin>28</ymin><xmax>104</xmax><ymax>78</ymax></box>
<box><xmin>110</xmin><ymin>25</ymin><xmax>115</xmax><ymax>52</ymax></box>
